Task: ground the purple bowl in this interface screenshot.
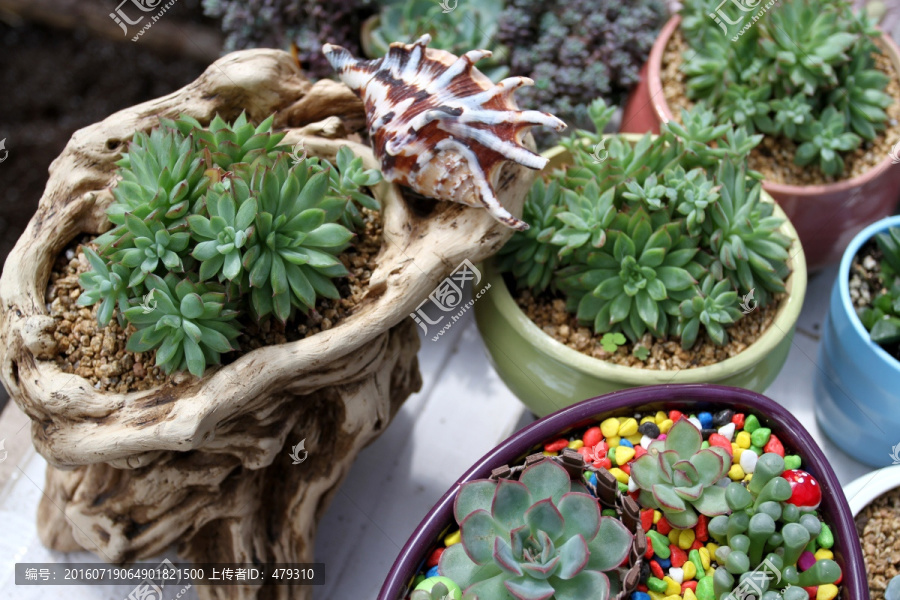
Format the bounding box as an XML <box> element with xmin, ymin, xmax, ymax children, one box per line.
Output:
<box><xmin>378</xmin><ymin>384</ymin><xmax>867</xmax><ymax>600</ymax></box>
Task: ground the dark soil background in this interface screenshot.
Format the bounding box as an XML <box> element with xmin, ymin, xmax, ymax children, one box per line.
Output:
<box><xmin>0</xmin><ymin>1</ymin><xmax>218</xmax><ymax>411</ymax></box>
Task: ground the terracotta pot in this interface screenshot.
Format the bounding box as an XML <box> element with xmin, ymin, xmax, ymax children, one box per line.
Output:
<box><xmin>621</xmin><ymin>15</ymin><xmax>900</xmax><ymax>271</ymax></box>
<box><xmin>378</xmin><ymin>385</ymin><xmax>867</xmax><ymax>600</ymax></box>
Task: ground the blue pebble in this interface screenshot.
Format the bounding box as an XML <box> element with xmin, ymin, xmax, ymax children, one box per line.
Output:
<box><xmin>632</xmin><ymin>592</ymin><xmax>651</xmax><ymax>600</ymax></box>
<box><xmin>589</xmin><ymin>473</ymin><xmax>598</xmax><ymax>486</ymax></box>
<box><xmin>698</xmin><ymin>411</ymin><xmax>713</xmax><ymax>429</ymax></box>
<box><xmin>425</xmin><ymin>566</ymin><xmax>439</xmax><ymax>578</ymax></box>
<box><xmin>655</xmin><ymin>558</ymin><xmax>671</xmax><ymax>569</ymax></box>
<box><xmin>620</xmin><ymin>439</ymin><xmax>634</xmax><ymax>448</ymax></box>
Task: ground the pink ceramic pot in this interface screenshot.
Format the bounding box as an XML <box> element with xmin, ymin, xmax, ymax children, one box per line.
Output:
<box><xmin>621</xmin><ymin>15</ymin><xmax>900</xmax><ymax>271</ymax></box>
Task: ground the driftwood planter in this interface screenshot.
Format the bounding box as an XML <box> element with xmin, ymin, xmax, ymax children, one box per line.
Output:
<box><xmin>0</xmin><ymin>49</ymin><xmax>534</xmax><ymax>599</ymax></box>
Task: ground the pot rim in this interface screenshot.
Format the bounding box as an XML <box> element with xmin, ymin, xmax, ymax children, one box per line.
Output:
<box><xmin>644</xmin><ymin>14</ymin><xmax>900</xmax><ymax>197</ymax></box>
<box><xmin>837</xmin><ymin>214</ymin><xmax>900</xmax><ymax>373</ymax></box>
<box><xmin>479</xmin><ymin>141</ymin><xmax>807</xmax><ymax>387</ymax></box>
<box><xmin>378</xmin><ymin>384</ymin><xmax>866</xmax><ymax>600</ymax></box>
<box><xmin>843</xmin><ymin>464</ymin><xmax>900</xmax><ymax>517</ymax></box>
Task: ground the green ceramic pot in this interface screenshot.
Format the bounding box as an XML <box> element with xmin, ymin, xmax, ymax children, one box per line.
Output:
<box><xmin>474</xmin><ymin>142</ymin><xmax>808</xmax><ymax>417</ymax></box>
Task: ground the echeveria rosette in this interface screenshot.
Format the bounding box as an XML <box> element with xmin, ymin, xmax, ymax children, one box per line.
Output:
<box><xmin>664</xmin><ymin>167</ymin><xmax>720</xmax><ymax>237</ymax></box>
<box><xmin>829</xmin><ymin>50</ymin><xmax>893</xmax><ymax>141</ymax></box>
<box><xmin>124</xmin><ymin>274</ymin><xmax>240</xmax><ymax>377</ymax></box>
<box><xmin>496</xmin><ymin>179</ymin><xmax>565</xmax><ymax>293</ymax></box>
<box><xmin>766</xmin><ymin>94</ymin><xmax>814</xmax><ymax>140</ymax></box>
<box><xmin>866</xmin><ymin>227</ymin><xmax>900</xmax><ymax>346</ymax></box>
<box><xmin>677</xmin><ymin>275</ymin><xmax>743</xmax><ymax>349</ymax></box>
<box><xmin>76</xmin><ymin>247</ymin><xmax>133</xmax><ymax>327</ymax></box>
<box><xmin>439</xmin><ymin>459</ymin><xmax>634</xmax><ymax>600</ymax></box>
<box><xmin>550</xmin><ymin>182</ymin><xmax>618</xmax><ymax>259</ymax></box>
<box><xmin>555</xmin><ymin>209</ymin><xmax>703</xmax><ymax>342</ymax></box>
<box><xmin>322</xmin><ymin>146</ymin><xmax>383</xmax><ymax>231</ymax></box>
<box><xmin>110</xmin><ymin>213</ymin><xmax>191</xmax><ymax>287</ymax></box>
<box><xmin>718</xmin><ymin>85</ymin><xmax>774</xmax><ymax>136</ymax></box>
<box><xmin>188</xmin><ymin>182</ymin><xmax>257</xmax><ymax>282</ymax></box>
<box><xmin>242</xmin><ymin>157</ymin><xmax>354</xmax><ymax>322</ymax></box>
<box><xmin>166</xmin><ymin>112</ymin><xmax>287</xmax><ymax>171</ymax></box>
<box><xmin>630</xmin><ymin>418</ymin><xmax>731</xmax><ymax>529</ymax></box>
<box><xmin>794</xmin><ymin>107</ymin><xmax>862</xmax><ymax>177</ymax></box>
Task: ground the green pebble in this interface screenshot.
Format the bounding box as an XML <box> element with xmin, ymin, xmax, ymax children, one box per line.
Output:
<box><xmin>818</xmin><ymin>524</ymin><xmax>834</xmax><ymax>549</ymax></box>
<box><xmin>413</xmin><ymin>574</ymin><xmax>425</xmax><ymax>586</ymax></box>
<box><xmin>750</xmin><ymin>444</ymin><xmax>764</xmax><ymax>456</ymax></box>
<box><xmin>609</xmin><ymin>447</ymin><xmax>617</xmax><ymax>465</ymax></box>
<box><xmin>648</xmin><ymin>530</ymin><xmax>672</xmax><ymax>559</ymax></box>
<box><xmin>647</xmin><ymin>577</ymin><xmax>669</xmax><ymax>593</ymax></box>
<box><xmin>618</xmin><ymin>481</ymin><xmax>628</xmax><ymax>493</ymax></box>
<box><xmin>751</xmin><ymin>427</ymin><xmax>772</xmax><ymax>447</ymax></box>
<box><xmin>602</xmin><ymin>509</ymin><xmax>618</xmax><ymax>517</ymax></box>
<box><xmin>745</xmin><ymin>414</ymin><xmax>761</xmax><ymax>433</ymax></box>
<box><xmin>584</xmin><ymin>472</ymin><xmax>593</xmax><ymax>482</ymax></box>
<box><xmin>697</xmin><ymin>575</ymin><xmax>716</xmax><ymax>600</ymax></box>
<box><xmin>690</xmin><ymin>549</ymin><xmax>705</xmax><ymax>577</ymax></box>
<box><xmin>701</xmin><ymin>441</ymin><xmax>710</xmax><ymax>449</ymax></box>
<box><xmin>784</xmin><ymin>454</ymin><xmax>802</xmax><ymax>470</ymax></box>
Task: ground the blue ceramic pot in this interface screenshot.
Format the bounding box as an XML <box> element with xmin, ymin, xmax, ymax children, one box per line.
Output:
<box><xmin>815</xmin><ymin>215</ymin><xmax>900</xmax><ymax>467</ymax></box>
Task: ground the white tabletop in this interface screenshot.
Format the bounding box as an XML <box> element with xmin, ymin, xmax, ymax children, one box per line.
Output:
<box><xmin>0</xmin><ymin>264</ymin><xmax>878</xmax><ymax>600</ymax></box>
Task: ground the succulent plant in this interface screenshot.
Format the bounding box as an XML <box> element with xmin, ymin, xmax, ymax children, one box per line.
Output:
<box><xmin>368</xmin><ymin>0</ymin><xmax>508</xmax><ymax>82</ymax></box>
<box><xmin>77</xmin><ymin>247</ymin><xmax>133</xmax><ymax>327</ymax></box>
<box><xmin>410</xmin><ymin>581</ymin><xmax>463</xmax><ymax>600</ymax></box>
<box><xmin>551</xmin><ymin>182</ymin><xmax>618</xmax><ymax>258</ymax></box>
<box><xmin>859</xmin><ymin>226</ymin><xmax>900</xmax><ymax>347</ymax></box>
<box><xmin>664</xmin><ymin>166</ymin><xmax>720</xmax><ymax>236</ymax></box>
<box><xmin>110</xmin><ymin>214</ymin><xmax>191</xmax><ymax>288</ymax></box>
<box><xmin>439</xmin><ymin>459</ymin><xmax>635</xmax><ymax>600</ymax></box>
<box><xmin>124</xmin><ymin>274</ymin><xmax>241</xmax><ymax>377</ymax></box>
<box><xmin>317</xmin><ymin>146</ymin><xmax>383</xmax><ymax>230</ymax></box>
<box><xmin>679</xmin><ymin>0</ymin><xmax>893</xmax><ymax>178</ymax></box>
<box><xmin>187</xmin><ymin>181</ymin><xmax>257</xmax><ymax>282</ymax></box>
<box><xmin>495</xmin><ymin>179</ymin><xmax>564</xmax><ymax>293</ymax></box>
<box><xmin>496</xmin><ymin>0</ymin><xmax>666</xmax><ymax>145</ymax></box>
<box><xmin>167</xmin><ymin>113</ymin><xmax>287</xmax><ymax>171</ymax></box>
<box><xmin>677</xmin><ymin>275</ymin><xmax>743</xmax><ymax>349</ymax></box>
<box><xmin>876</xmin><ymin>226</ymin><xmax>900</xmax><ymax>282</ymax></box>
<box><xmin>630</xmin><ymin>418</ymin><xmax>731</xmax><ymax>528</ymax></box>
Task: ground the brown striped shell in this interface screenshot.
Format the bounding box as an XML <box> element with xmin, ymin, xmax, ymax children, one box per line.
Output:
<box><xmin>322</xmin><ymin>34</ymin><xmax>566</xmax><ymax>230</ymax></box>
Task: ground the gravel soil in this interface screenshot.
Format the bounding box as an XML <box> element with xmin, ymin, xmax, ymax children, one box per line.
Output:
<box><xmin>849</xmin><ymin>242</ymin><xmax>900</xmax><ymax>361</ymax></box>
<box><xmin>856</xmin><ymin>487</ymin><xmax>900</xmax><ymax>600</ymax></box>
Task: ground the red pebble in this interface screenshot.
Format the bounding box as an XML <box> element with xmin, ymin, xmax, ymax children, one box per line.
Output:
<box><xmin>782</xmin><ymin>469</ymin><xmax>822</xmax><ymax>510</ymax></box>
<box><xmin>656</xmin><ymin>516</ymin><xmax>672</xmax><ymax>535</ymax></box>
<box><xmin>670</xmin><ymin>546</ymin><xmax>687</xmax><ymax>568</ymax></box>
<box><xmin>732</xmin><ymin>413</ymin><xmax>746</xmax><ymax>429</ymax></box>
<box><xmin>583</xmin><ymin>426</ymin><xmax>603</xmax><ymax>448</ymax></box>
<box><xmin>804</xmin><ymin>586</ymin><xmax>817</xmax><ymax>599</ymax></box>
<box><xmin>708</xmin><ymin>434</ymin><xmax>734</xmax><ymax>458</ymax></box>
<box><xmin>637</xmin><ymin>584</ymin><xmax>649</xmax><ymax>593</ymax></box>
<box><xmin>426</xmin><ymin>547</ymin><xmax>444</xmax><ymax>568</ymax></box>
<box><xmin>578</xmin><ymin>446</ymin><xmax>592</xmax><ymax>459</ymax></box>
<box><xmin>682</xmin><ymin>581</ymin><xmax>698</xmax><ymax>593</ymax></box>
<box><xmin>634</xmin><ymin>445</ymin><xmax>648</xmax><ymax>459</ymax></box>
<box><xmin>834</xmin><ymin>572</ymin><xmax>842</xmax><ymax>585</ymax></box>
<box><xmin>545</xmin><ymin>438</ymin><xmax>569</xmax><ymax>452</ymax></box>
<box><xmin>690</xmin><ymin>539</ymin><xmax>704</xmax><ymax>550</ymax></box>
<box><xmin>764</xmin><ymin>434</ymin><xmax>785</xmax><ymax>457</ymax></box>
<box><xmin>618</xmin><ymin>463</ymin><xmax>631</xmax><ymax>475</ymax></box>
<box><xmin>649</xmin><ymin>560</ymin><xmax>665</xmax><ymax>579</ymax></box>
<box><xmin>645</xmin><ymin>537</ymin><xmax>655</xmax><ymax>559</ymax></box>
<box><xmin>594</xmin><ymin>457</ymin><xmax>612</xmax><ymax>470</ymax></box>
<box><xmin>669</xmin><ymin>410</ymin><xmax>684</xmax><ymax>422</ymax></box>
<box><xmin>641</xmin><ymin>509</ymin><xmax>654</xmax><ymax>533</ymax></box>
<box><xmin>695</xmin><ymin>514</ymin><xmax>709</xmax><ymax>542</ymax></box>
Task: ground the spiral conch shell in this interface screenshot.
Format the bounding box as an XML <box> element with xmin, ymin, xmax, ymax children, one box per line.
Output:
<box><xmin>322</xmin><ymin>34</ymin><xmax>566</xmax><ymax>230</ymax></box>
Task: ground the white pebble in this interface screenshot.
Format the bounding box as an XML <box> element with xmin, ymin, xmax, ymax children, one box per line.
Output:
<box><xmin>740</xmin><ymin>450</ymin><xmax>758</xmax><ymax>474</ymax></box>
<box><xmin>65</xmin><ymin>249</ymin><xmax>75</xmax><ymax>260</ymax></box>
<box><xmin>688</xmin><ymin>416</ymin><xmax>703</xmax><ymax>431</ymax></box>
<box><xmin>640</xmin><ymin>435</ymin><xmax>653</xmax><ymax>449</ymax></box>
<box><xmin>669</xmin><ymin>567</ymin><xmax>684</xmax><ymax>584</ymax></box>
<box><xmin>717</xmin><ymin>422</ymin><xmax>735</xmax><ymax>441</ymax></box>
<box><xmin>628</xmin><ymin>477</ymin><xmax>639</xmax><ymax>493</ymax></box>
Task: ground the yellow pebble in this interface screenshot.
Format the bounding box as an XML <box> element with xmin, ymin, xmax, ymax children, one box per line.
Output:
<box><xmin>659</xmin><ymin>419</ymin><xmax>675</xmax><ymax>434</ymax></box>
<box><xmin>678</xmin><ymin>528</ymin><xmax>696</xmax><ymax>550</ymax></box>
<box><xmin>683</xmin><ymin>589</ymin><xmax>698</xmax><ymax>600</ymax></box>
<box><xmin>746</xmin><ymin>473</ymin><xmax>753</xmax><ymax>482</ymax></box>
<box><xmin>728</xmin><ymin>464</ymin><xmax>745</xmax><ymax>481</ymax></box>
<box><xmin>815</xmin><ymin>549</ymin><xmax>834</xmax><ymax>560</ymax></box>
<box><xmin>705</xmin><ymin>567</ymin><xmax>715</xmax><ymax>578</ymax></box>
<box><xmin>608</xmin><ymin>436</ymin><xmax>621</xmax><ymax>448</ymax></box>
<box><xmin>664</xmin><ymin>595</ymin><xmax>681</xmax><ymax>600</ymax></box>
<box><xmin>616</xmin><ymin>446</ymin><xmax>636</xmax><ymax>464</ymax></box>
<box><xmin>653</xmin><ymin>510</ymin><xmax>662</xmax><ymax>524</ymax></box>
<box><xmin>817</xmin><ymin>584</ymin><xmax>839</xmax><ymax>600</ymax></box>
<box><xmin>655</xmin><ymin>411</ymin><xmax>667</xmax><ymax>424</ymax></box>
<box><xmin>732</xmin><ymin>445</ymin><xmax>743</xmax><ymax>461</ymax></box>
<box><xmin>699</xmin><ymin>547</ymin><xmax>712</xmax><ymax>570</ymax></box>
<box><xmin>663</xmin><ymin>576</ymin><xmax>680</xmax><ymax>596</ymax></box>
<box><xmin>619</xmin><ymin>417</ymin><xmax>639</xmax><ymax>437</ymax></box>
<box><xmin>444</xmin><ymin>530</ymin><xmax>461</xmax><ymax>546</ymax></box>
<box><xmin>601</xmin><ymin>418</ymin><xmax>620</xmax><ymax>438</ymax></box>
<box><xmin>641</xmin><ymin>416</ymin><xmax>656</xmax><ymax>425</ymax></box>
<box><xmin>736</xmin><ymin>431</ymin><xmax>751</xmax><ymax>449</ymax></box>
<box><xmin>649</xmin><ymin>592</ymin><xmax>667</xmax><ymax>600</ymax></box>
<box><xmin>627</xmin><ymin>434</ymin><xmax>643</xmax><ymax>445</ymax></box>
<box><xmin>609</xmin><ymin>468</ymin><xmax>630</xmax><ymax>484</ymax></box>
<box><xmin>668</xmin><ymin>530</ymin><xmax>680</xmax><ymax>544</ymax></box>
<box><xmin>543</xmin><ymin>450</ymin><xmax>558</xmax><ymax>457</ymax></box>
<box><xmin>682</xmin><ymin>560</ymin><xmax>697</xmax><ymax>581</ymax></box>
<box><xmin>568</xmin><ymin>439</ymin><xmax>584</xmax><ymax>450</ymax></box>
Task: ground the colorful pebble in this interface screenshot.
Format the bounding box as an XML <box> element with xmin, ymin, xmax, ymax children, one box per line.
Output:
<box><xmin>444</xmin><ymin>530</ymin><xmax>460</xmax><ymax>546</ymax></box>
<box><xmin>647</xmin><ymin>577</ymin><xmax>668</xmax><ymax>593</ymax></box>
<box><xmin>677</xmin><ymin>528</ymin><xmax>695</xmax><ymax>550</ymax></box>
<box><xmin>414</xmin><ymin>576</ymin><xmax>462</xmax><ymax>599</ymax></box>
<box><xmin>750</xmin><ymin>427</ymin><xmax>772</xmax><ymax>447</ymax></box>
<box><xmin>425</xmin><ymin>547</ymin><xmax>444</xmax><ymax>567</ymax></box>
<box><xmin>817</xmin><ymin>584</ymin><xmax>839</xmax><ymax>600</ymax></box>
<box><xmin>696</xmin><ymin>576</ymin><xmax>715</xmax><ymax>600</ymax></box>
<box><xmin>735</xmin><ymin>431</ymin><xmax>752</xmax><ymax>449</ymax></box>
<box><xmin>717</xmin><ymin>422</ymin><xmax>735</xmax><ymax>441</ymax></box>
<box><xmin>663</xmin><ymin>576</ymin><xmax>681</xmax><ymax>595</ymax></box>
<box><xmin>740</xmin><ymin>449</ymin><xmax>758</xmax><ymax>474</ymax></box>
<box><xmin>817</xmin><ymin>524</ymin><xmax>834</xmax><ymax>549</ymax></box>
<box><xmin>682</xmin><ymin>560</ymin><xmax>697</xmax><ymax>581</ymax></box>
<box><xmin>649</xmin><ymin>531</ymin><xmax>672</xmax><ymax>558</ymax></box>
<box><xmin>601</xmin><ymin>418</ymin><xmax>620</xmax><ymax>438</ymax></box>
<box><xmin>583</xmin><ymin>426</ymin><xmax>602</xmax><ymax>447</ymax></box>
<box><xmin>798</xmin><ymin>551</ymin><xmax>816</xmax><ymax>571</ymax></box>
<box><xmin>744</xmin><ymin>414</ymin><xmax>761</xmax><ymax>433</ymax></box>
<box><xmin>784</xmin><ymin>454</ymin><xmax>802</xmax><ymax>470</ymax></box>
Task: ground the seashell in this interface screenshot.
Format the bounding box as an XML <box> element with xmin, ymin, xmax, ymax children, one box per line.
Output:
<box><xmin>322</xmin><ymin>34</ymin><xmax>566</xmax><ymax>230</ymax></box>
